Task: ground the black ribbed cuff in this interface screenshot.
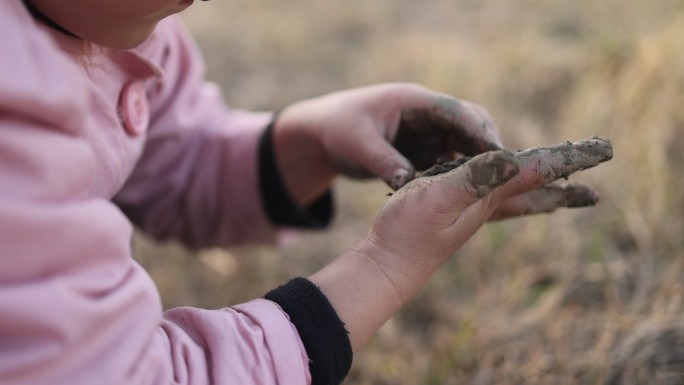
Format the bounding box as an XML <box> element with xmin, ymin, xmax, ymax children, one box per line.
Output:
<box><xmin>258</xmin><ymin>115</ymin><xmax>333</xmax><ymax>228</ymax></box>
<box><xmin>265</xmin><ymin>278</ymin><xmax>352</xmax><ymax>385</ymax></box>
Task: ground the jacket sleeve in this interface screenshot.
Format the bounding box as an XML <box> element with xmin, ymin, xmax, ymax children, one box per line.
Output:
<box><xmin>0</xmin><ymin>116</ymin><xmax>313</xmax><ymax>385</ymax></box>
<box><xmin>114</xmin><ymin>17</ymin><xmax>277</xmax><ymax>248</ymax></box>
<box><xmin>0</xmin><ymin>99</ymin><xmax>311</xmax><ymax>385</ymax></box>
<box><xmin>0</xmin><ymin>4</ymin><xmax>311</xmax><ymax>384</ymax></box>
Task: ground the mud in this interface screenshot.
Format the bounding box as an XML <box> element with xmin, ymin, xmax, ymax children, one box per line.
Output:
<box><xmin>469</xmin><ymin>151</ymin><xmax>519</xmax><ymax>197</ymax></box>
<box><xmin>418</xmin><ymin>136</ymin><xmax>613</xmax><ymax>182</ymax></box>
<box><xmin>420</xmin><ymin>156</ymin><xmax>473</xmax><ymax>177</ymax></box>
<box><xmin>482</xmin><ymin>183</ymin><xmax>600</xmax><ymax>210</ymax></box>
<box><xmin>515</xmin><ymin>136</ymin><xmax>613</xmax><ymax>181</ymax></box>
<box><xmin>559</xmin><ymin>183</ymin><xmax>600</xmax><ymax>207</ymax></box>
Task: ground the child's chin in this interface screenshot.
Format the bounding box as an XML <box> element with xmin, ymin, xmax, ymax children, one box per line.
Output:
<box><xmin>94</xmin><ymin>25</ymin><xmax>158</xmax><ymax>50</ymax></box>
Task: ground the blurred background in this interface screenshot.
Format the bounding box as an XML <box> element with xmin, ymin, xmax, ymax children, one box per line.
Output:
<box><xmin>134</xmin><ymin>1</ymin><xmax>684</xmax><ymax>383</ymax></box>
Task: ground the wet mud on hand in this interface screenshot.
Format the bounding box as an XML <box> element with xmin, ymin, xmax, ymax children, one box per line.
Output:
<box><xmin>418</xmin><ymin>136</ymin><xmax>613</xmax><ymax>181</ymax></box>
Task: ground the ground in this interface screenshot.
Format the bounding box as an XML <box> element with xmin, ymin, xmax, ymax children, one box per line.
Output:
<box><xmin>134</xmin><ymin>1</ymin><xmax>684</xmax><ymax>383</ymax></box>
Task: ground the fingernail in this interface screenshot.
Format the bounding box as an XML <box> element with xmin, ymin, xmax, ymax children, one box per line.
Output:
<box><xmin>587</xmin><ymin>136</ymin><xmax>613</xmax><ymax>162</ymax></box>
<box><xmin>484</xmin><ymin>139</ymin><xmax>504</xmax><ymax>151</ymax></box>
<box><xmin>470</xmin><ymin>151</ymin><xmax>519</xmax><ymax>197</ymax></box>
<box><xmin>562</xmin><ymin>184</ymin><xmax>600</xmax><ymax>208</ymax></box>
<box><xmin>390</xmin><ymin>168</ymin><xmax>414</xmax><ymax>190</ymax></box>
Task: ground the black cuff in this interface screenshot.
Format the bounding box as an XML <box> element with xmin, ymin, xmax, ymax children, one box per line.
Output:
<box><xmin>265</xmin><ymin>278</ymin><xmax>352</xmax><ymax>385</ymax></box>
<box><xmin>258</xmin><ymin>115</ymin><xmax>333</xmax><ymax>228</ymax></box>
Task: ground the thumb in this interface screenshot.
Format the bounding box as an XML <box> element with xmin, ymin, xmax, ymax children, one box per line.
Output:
<box><xmin>388</xmin><ymin>150</ymin><xmax>520</xmax><ymax>225</ymax></box>
<box><xmin>376</xmin><ymin>150</ymin><xmax>519</xmax><ymax>250</ymax></box>
<box><xmin>429</xmin><ymin>150</ymin><xmax>520</xmax><ymax>212</ymax></box>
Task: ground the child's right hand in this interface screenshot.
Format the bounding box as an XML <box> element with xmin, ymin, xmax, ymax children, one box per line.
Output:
<box><xmin>310</xmin><ymin>137</ymin><xmax>613</xmax><ymax>351</ymax></box>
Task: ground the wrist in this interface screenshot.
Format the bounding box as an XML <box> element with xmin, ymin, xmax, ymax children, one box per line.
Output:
<box><xmin>351</xmin><ymin>233</ymin><xmax>440</xmax><ymax>304</ymax></box>
<box><xmin>309</xmin><ymin>242</ymin><xmax>405</xmax><ymax>351</ymax></box>
<box><xmin>272</xmin><ymin>104</ymin><xmax>337</xmax><ymax>207</ymax></box>
<box><xmin>259</xmin><ymin>117</ymin><xmax>335</xmax><ymax>228</ymax></box>
<box><xmin>309</xmin><ymin>234</ymin><xmax>442</xmax><ymax>351</ymax></box>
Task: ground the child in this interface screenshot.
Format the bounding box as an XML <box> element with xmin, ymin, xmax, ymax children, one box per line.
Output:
<box><xmin>0</xmin><ymin>0</ymin><xmax>612</xmax><ymax>384</ymax></box>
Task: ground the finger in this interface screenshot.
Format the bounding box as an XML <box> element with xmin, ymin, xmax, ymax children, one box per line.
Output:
<box><xmin>453</xmin><ymin>100</ymin><xmax>504</xmax><ymax>152</ymax></box>
<box><xmin>425</xmin><ymin>95</ymin><xmax>504</xmax><ymax>153</ymax></box>
<box><xmin>397</xmin><ymin>90</ymin><xmax>503</xmax><ymax>159</ymax></box>
<box><xmin>338</xmin><ymin>127</ymin><xmax>417</xmax><ymax>190</ymax></box>
<box><xmin>400</xmin><ymin>150</ymin><xmax>519</xmax><ymax>215</ymax></box>
<box><xmin>496</xmin><ymin>136</ymin><xmax>613</xmax><ymax>200</ymax></box>
<box><xmin>463</xmin><ymin>151</ymin><xmax>519</xmax><ymax>201</ymax></box>
<box><xmin>488</xmin><ymin>183</ymin><xmax>600</xmax><ymax>221</ymax></box>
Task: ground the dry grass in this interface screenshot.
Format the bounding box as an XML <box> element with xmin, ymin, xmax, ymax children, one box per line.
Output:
<box><xmin>134</xmin><ymin>1</ymin><xmax>684</xmax><ymax>383</ymax></box>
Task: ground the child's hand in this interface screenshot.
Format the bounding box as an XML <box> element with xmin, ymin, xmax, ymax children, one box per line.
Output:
<box><xmin>366</xmin><ymin>137</ymin><xmax>612</xmax><ymax>296</ymax></box>
<box><xmin>272</xmin><ymin>83</ymin><xmax>503</xmax><ymax>206</ymax></box>
<box><xmin>310</xmin><ymin>137</ymin><xmax>613</xmax><ymax>350</ymax></box>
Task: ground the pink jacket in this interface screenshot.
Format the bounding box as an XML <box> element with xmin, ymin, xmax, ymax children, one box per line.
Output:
<box><xmin>0</xmin><ymin>1</ymin><xmax>314</xmax><ymax>384</ymax></box>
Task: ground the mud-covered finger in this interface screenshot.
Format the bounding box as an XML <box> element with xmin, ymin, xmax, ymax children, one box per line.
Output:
<box><xmin>418</xmin><ymin>150</ymin><xmax>519</xmax><ymax>210</ymax></box>
<box><xmin>488</xmin><ymin>183</ymin><xmax>600</xmax><ymax>221</ymax></box>
<box><xmin>384</xmin><ymin>150</ymin><xmax>519</xmax><ymax>230</ymax></box>
<box><xmin>439</xmin><ymin>97</ymin><xmax>504</xmax><ymax>153</ymax></box>
<box><xmin>455</xmin><ymin>99</ymin><xmax>504</xmax><ymax>151</ymax></box>
<box><xmin>400</xmin><ymin>93</ymin><xmax>504</xmax><ymax>154</ymax></box>
<box><xmin>498</xmin><ymin>136</ymin><xmax>613</xmax><ymax>199</ymax></box>
<box><xmin>517</xmin><ymin>136</ymin><xmax>612</xmax><ymax>181</ymax></box>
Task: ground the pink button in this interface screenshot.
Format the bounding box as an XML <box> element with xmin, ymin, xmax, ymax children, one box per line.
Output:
<box><xmin>118</xmin><ymin>80</ymin><xmax>150</xmax><ymax>136</ymax></box>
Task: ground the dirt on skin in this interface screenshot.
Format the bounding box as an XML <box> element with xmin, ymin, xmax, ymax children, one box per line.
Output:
<box><xmin>420</xmin><ymin>136</ymin><xmax>613</xmax><ymax>181</ymax></box>
<box><xmin>514</xmin><ymin>136</ymin><xmax>613</xmax><ymax>181</ymax></box>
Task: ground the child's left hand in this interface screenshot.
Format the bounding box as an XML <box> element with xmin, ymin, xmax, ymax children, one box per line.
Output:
<box><xmin>272</xmin><ymin>83</ymin><xmax>504</xmax><ymax>206</ymax></box>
